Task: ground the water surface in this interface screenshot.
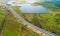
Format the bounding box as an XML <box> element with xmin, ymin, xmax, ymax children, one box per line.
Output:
<box><xmin>18</xmin><ymin>4</ymin><xmax>49</xmax><ymax>13</ymax></box>
<box><xmin>7</xmin><ymin>1</ymin><xmax>49</xmax><ymax>13</ymax></box>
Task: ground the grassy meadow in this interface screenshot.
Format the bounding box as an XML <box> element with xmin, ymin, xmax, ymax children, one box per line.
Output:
<box><xmin>2</xmin><ymin>12</ymin><xmax>41</xmax><ymax>36</ymax></box>
<box><xmin>12</xmin><ymin>6</ymin><xmax>60</xmax><ymax>35</ymax></box>
<box><xmin>0</xmin><ymin>9</ymin><xmax>7</xmax><ymax>32</ymax></box>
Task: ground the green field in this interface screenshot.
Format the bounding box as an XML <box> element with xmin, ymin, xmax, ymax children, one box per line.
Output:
<box><xmin>2</xmin><ymin>12</ymin><xmax>41</xmax><ymax>36</ymax></box>
<box><xmin>0</xmin><ymin>9</ymin><xmax>7</xmax><ymax>32</ymax></box>
<box><xmin>12</xmin><ymin>6</ymin><xmax>60</xmax><ymax>35</ymax></box>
